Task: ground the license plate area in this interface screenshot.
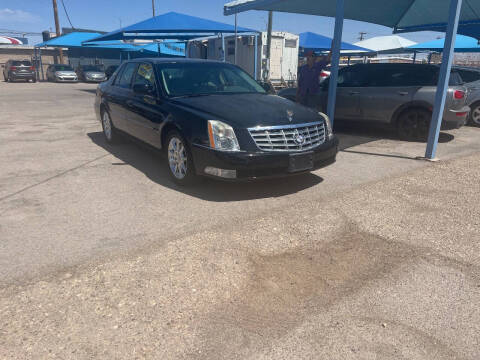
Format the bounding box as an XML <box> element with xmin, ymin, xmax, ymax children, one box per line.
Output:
<box><xmin>288</xmin><ymin>152</ymin><xmax>314</xmax><ymax>172</ymax></box>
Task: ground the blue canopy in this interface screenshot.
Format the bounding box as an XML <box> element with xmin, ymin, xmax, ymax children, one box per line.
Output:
<box><xmin>35</xmin><ymin>31</ymin><xmax>185</xmax><ymax>57</ymax></box>
<box><xmin>224</xmin><ymin>0</ymin><xmax>480</xmax><ymax>32</ymax></box>
<box><xmin>408</xmin><ymin>34</ymin><xmax>480</xmax><ymax>52</ymax></box>
<box><xmin>87</xmin><ymin>12</ymin><xmax>254</xmax><ymax>43</ymax></box>
<box><xmin>299</xmin><ymin>32</ymin><xmax>370</xmax><ymax>54</ymax></box>
<box><xmin>396</xmin><ymin>21</ymin><xmax>480</xmax><ymax>40</ymax></box>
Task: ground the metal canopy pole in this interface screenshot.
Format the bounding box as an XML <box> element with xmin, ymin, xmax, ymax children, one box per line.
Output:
<box><xmin>425</xmin><ymin>0</ymin><xmax>463</xmax><ymax>160</ymax></box>
<box><xmin>412</xmin><ymin>51</ymin><xmax>417</xmax><ymax>63</ymax></box>
<box><xmin>254</xmin><ymin>34</ymin><xmax>258</xmax><ymax>80</ymax></box>
<box><xmin>266</xmin><ymin>11</ymin><xmax>273</xmax><ymax>80</ymax></box>
<box><xmin>234</xmin><ymin>14</ymin><xmax>238</xmax><ymax>64</ymax></box>
<box><xmin>327</xmin><ymin>0</ymin><xmax>345</xmax><ymax>125</ymax></box>
<box><xmin>221</xmin><ymin>33</ymin><xmax>226</xmax><ymax>62</ymax></box>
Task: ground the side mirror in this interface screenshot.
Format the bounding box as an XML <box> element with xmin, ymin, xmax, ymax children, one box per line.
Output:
<box><xmin>133</xmin><ymin>83</ymin><xmax>154</xmax><ymax>95</ymax></box>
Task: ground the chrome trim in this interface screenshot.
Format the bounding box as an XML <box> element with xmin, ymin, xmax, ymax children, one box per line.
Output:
<box><xmin>248</xmin><ymin>121</ymin><xmax>326</xmax><ymax>152</ymax></box>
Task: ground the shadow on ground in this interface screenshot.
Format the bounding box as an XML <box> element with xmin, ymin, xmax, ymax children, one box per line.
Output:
<box><xmin>77</xmin><ymin>88</ymin><xmax>98</xmax><ymax>95</ymax></box>
<box><xmin>88</xmin><ymin>132</ymin><xmax>323</xmax><ymax>202</ymax></box>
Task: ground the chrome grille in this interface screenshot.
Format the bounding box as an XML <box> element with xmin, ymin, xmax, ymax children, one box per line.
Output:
<box><xmin>248</xmin><ymin>121</ymin><xmax>326</xmax><ymax>152</ymax></box>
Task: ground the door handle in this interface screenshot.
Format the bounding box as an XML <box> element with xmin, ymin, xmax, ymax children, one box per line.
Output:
<box><xmin>398</xmin><ymin>92</ymin><xmax>409</xmax><ymax>96</ymax></box>
<box><xmin>349</xmin><ymin>91</ymin><xmax>360</xmax><ymax>95</ymax></box>
<box><xmin>126</xmin><ymin>100</ymin><xmax>134</xmax><ymax>107</ymax></box>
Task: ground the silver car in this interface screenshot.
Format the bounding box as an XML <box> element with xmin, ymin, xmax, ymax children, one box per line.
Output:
<box><xmin>46</xmin><ymin>64</ymin><xmax>78</xmax><ymax>82</ymax></box>
<box><xmin>76</xmin><ymin>65</ymin><xmax>106</xmax><ymax>83</ymax></box>
<box><xmin>455</xmin><ymin>67</ymin><xmax>480</xmax><ymax>127</ymax></box>
<box><xmin>279</xmin><ymin>63</ymin><xmax>470</xmax><ymax>140</ymax></box>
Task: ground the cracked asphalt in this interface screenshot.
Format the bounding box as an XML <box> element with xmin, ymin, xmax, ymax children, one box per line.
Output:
<box><xmin>0</xmin><ymin>82</ymin><xmax>479</xmax><ymax>359</ymax></box>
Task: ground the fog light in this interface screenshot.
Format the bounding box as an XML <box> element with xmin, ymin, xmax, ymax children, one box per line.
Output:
<box><xmin>204</xmin><ymin>167</ymin><xmax>237</xmax><ymax>179</ymax></box>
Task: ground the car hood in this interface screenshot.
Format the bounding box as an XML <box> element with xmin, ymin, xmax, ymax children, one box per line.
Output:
<box><xmin>170</xmin><ymin>93</ymin><xmax>324</xmax><ymax>129</ymax></box>
<box><xmin>56</xmin><ymin>71</ymin><xmax>76</xmax><ymax>76</ymax></box>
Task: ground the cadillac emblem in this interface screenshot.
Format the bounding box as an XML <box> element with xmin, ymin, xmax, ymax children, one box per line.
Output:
<box><xmin>287</xmin><ymin>110</ymin><xmax>294</xmax><ymax>122</ymax></box>
<box><xmin>294</xmin><ymin>133</ymin><xmax>306</xmax><ymax>145</ymax></box>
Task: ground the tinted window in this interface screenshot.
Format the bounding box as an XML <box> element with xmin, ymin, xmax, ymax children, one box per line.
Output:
<box><xmin>457</xmin><ymin>69</ymin><xmax>480</xmax><ymax>83</ymax></box>
<box><xmin>364</xmin><ymin>65</ymin><xmax>435</xmax><ymax>87</ymax></box>
<box><xmin>157</xmin><ymin>62</ymin><xmax>266</xmax><ymax>97</ymax></box>
<box><xmin>114</xmin><ymin>63</ymin><xmax>137</xmax><ymax>89</ymax></box>
<box><xmin>81</xmin><ymin>65</ymin><xmax>103</xmax><ymax>72</ymax></box>
<box><xmin>11</xmin><ymin>60</ymin><xmax>31</xmax><ymax>66</ymax></box>
<box><xmin>53</xmin><ymin>65</ymin><xmax>73</xmax><ymax>71</ymax></box>
<box><xmin>337</xmin><ymin>66</ymin><xmax>368</xmax><ymax>87</ymax></box>
<box><xmin>133</xmin><ymin>63</ymin><xmax>156</xmax><ymax>90</ymax></box>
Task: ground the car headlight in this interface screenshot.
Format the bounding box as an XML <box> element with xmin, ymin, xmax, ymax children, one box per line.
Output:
<box><xmin>207</xmin><ymin>120</ymin><xmax>240</xmax><ymax>152</ymax></box>
<box><xmin>320</xmin><ymin>113</ymin><xmax>334</xmax><ymax>140</ymax></box>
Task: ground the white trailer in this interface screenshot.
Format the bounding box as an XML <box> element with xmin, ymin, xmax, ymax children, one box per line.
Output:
<box><xmin>187</xmin><ymin>31</ymin><xmax>299</xmax><ymax>86</ymax></box>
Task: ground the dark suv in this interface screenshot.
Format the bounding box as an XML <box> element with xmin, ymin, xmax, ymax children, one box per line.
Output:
<box><xmin>2</xmin><ymin>59</ymin><xmax>36</xmax><ymax>82</ymax></box>
<box><xmin>279</xmin><ymin>63</ymin><xmax>469</xmax><ymax>140</ymax></box>
<box><xmin>95</xmin><ymin>59</ymin><xmax>338</xmax><ymax>184</ymax></box>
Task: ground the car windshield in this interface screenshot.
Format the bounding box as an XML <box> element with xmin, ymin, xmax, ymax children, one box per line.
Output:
<box><xmin>82</xmin><ymin>66</ymin><xmax>103</xmax><ymax>72</ymax></box>
<box><xmin>12</xmin><ymin>60</ymin><xmax>31</xmax><ymax>66</ymax></box>
<box><xmin>54</xmin><ymin>65</ymin><xmax>73</xmax><ymax>71</ymax></box>
<box><xmin>157</xmin><ymin>62</ymin><xmax>266</xmax><ymax>97</ymax></box>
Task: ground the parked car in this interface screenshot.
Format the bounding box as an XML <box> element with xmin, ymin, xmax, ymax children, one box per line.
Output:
<box><xmin>278</xmin><ymin>63</ymin><xmax>470</xmax><ymax>140</ymax></box>
<box><xmin>76</xmin><ymin>65</ymin><xmax>106</xmax><ymax>82</ymax></box>
<box><xmin>105</xmin><ymin>65</ymin><xmax>119</xmax><ymax>80</ymax></box>
<box><xmin>454</xmin><ymin>66</ymin><xmax>480</xmax><ymax>127</ymax></box>
<box><xmin>95</xmin><ymin>59</ymin><xmax>338</xmax><ymax>184</ymax></box>
<box><xmin>2</xmin><ymin>59</ymin><xmax>36</xmax><ymax>82</ymax></box>
<box><xmin>46</xmin><ymin>64</ymin><xmax>78</xmax><ymax>82</ymax></box>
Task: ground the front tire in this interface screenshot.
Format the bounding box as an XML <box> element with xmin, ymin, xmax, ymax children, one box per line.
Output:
<box><xmin>165</xmin><ymin>131</ymin><xmax>198</xmax><ymax>186</ymax></box>
<box><xmin>468</xmin><ymin>101</ymin><xmax>480</xmax><ymax>127</ymax></box>
<box><xmin>101</xmin><ymin>110</ymin><xmax>119</xmax><ymax>144</ymax></box>
<box><xmin>397</xmin><ymin>108</ymin><xmax>431</xmax><ymax>141</ymax></box>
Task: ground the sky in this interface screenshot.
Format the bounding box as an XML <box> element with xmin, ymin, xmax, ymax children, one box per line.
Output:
<box><xmin>0</xmin><ymin>0</ymin><xmax>444</xmax><ymax>45</ymax></box>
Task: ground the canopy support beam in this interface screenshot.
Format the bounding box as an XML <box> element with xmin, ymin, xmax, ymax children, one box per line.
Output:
<box><xmin>327</xmin><ymin>0</ymin><xmax>345</xmax><ymax>125</ymax></box>
<box><xmin>425</xmin><ymin>0</ymin><xmax>462</xmax><ymax>160</ymax></box>
<box><xmin>254</xmin><ymin>34</ymin><xmax>258</xmax><ymax>80</ymax></box>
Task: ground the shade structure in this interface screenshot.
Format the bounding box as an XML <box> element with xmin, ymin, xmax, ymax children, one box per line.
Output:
<box><xmin>299</xmin><ymin>32</ymin><xmax>370</xmax><ymax>54</ymax></box>
<box><xmin>35</xmin><ymin>32</ymin><xmax>185</xmax><ymax>57</ymax></box>
<box><xmin>354</xmin><ymin>35</ymin><xmax>416</xmax><ymax>52</ymax></box>
<box><xmin>224</xmin><ymin>0</ymin><xmax>480</xmax><ymax>31</ymax></box>
<box><xmin>87</xmin><ymin>11</ymin><xmax>254</xmax><ymax>42</ymax></box>
<box><xmin>395</xmin><ymin>21</ymin><xmax>480</xmax><ymax>40</ymax></box>
<box><xmin>409</xmin><ymin>34</ymin><xmax>480</xmax><ymax>52</ymax></box>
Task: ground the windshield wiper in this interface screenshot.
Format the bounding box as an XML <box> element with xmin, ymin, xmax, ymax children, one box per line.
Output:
<box><xmin>173</xmin><ymin>93</ymin><xmax>212</xmax><ymax>99</ymax></box>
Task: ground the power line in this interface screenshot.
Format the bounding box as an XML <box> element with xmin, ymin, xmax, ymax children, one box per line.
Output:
<box><xmin>60</xmin><ymin>0</ymin><xmax>75</xmax><ymax>29</ymax></box>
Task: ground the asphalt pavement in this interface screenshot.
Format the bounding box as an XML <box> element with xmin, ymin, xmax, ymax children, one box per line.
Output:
<box><xmin>0</xmin><ymin>82</ymin><xmax>479</xmax><ymax>359</ymax></box>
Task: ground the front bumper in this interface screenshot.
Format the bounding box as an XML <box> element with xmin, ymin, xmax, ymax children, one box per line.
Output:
<box><xmin>442</xmin><ymin>106</ymin><xmax>470</xmax><ymax>130</ymax></box>
<box><xmin>191</xmin><ymin>137</ymin><xmax>339</xmax><ymax>180</ymax></box>
<box><xmin>85</xmin><ymin>77</ymin><xmax>106</xmax><ymax>82</ymax></box>
<box><xmin>55</xmin><ymin>76</ymin><xmax>78</xmax><ymax>82</ymax></box>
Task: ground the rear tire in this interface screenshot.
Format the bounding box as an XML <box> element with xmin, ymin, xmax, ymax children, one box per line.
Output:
<box><xmin>101</xmin><ymin>110</ymin><xmax>120</xmax><ymax>144</ymax></box>
<box><xmin>468</xmin><ymin>101</ymin><xmax>480</xmax><ymax>127</ymax></box>
<box><xmin>397</xmin><ymin>108</ymin><xmax>431</xmax><ymax>141</ymax></box>
<box><xmin>165</xmin><ymin>130</ymin><xmax>198</xmax><ymax>186</ymax></box>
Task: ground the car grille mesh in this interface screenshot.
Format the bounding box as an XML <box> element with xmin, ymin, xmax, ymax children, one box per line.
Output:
<box><xmin>248</xmin><ymin>121</ymin><xmax>326</xmax><ymax>152</ymax></box>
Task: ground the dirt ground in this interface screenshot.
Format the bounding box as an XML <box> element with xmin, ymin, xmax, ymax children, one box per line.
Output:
<box><xmin>1</xmin><ymin>82</ymin><xmax>479</xmax><ymax>359</ymax></box>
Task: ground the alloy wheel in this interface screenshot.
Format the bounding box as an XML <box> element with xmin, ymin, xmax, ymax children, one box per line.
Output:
<box><xmin>472</xmin><ymin>105</ymin><xmax>480</xmax><ymax>125</ymax></box>
<box><xmin>102</xmin><ymin>112</ymin><xmax>112</xmax><ymax>141</ymax></box>
<box><xmin>168</xmin><ymin>136</ymin><xmax>188</xmax><ymax>180</ymax></box>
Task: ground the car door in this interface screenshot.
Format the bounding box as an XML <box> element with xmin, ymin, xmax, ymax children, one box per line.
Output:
<box><xmin>331</xmin><ymin>66</ymin><xmax>368</xmax><ymax>120</ymax></box>
<box><xmin>126</xmin><ymin>62</ymin><xmax>167</xmax><ymax>148</ymax></box>
<box><xmin>105</xmin><ymin>62</ymin><xmax>138</xmax><ymax>133</ymax></box>
<box><xmin>358</xmin><ymin>64</ymin><xmax>419</xmax><ymax>123</ymax></box>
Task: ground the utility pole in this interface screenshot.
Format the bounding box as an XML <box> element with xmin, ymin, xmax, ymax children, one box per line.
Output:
<box><xmin>52</xmin><ymin>0</ymin><xmax>64</xmax><ymax>63</ymax></box>
<box><xmin>265</xmin><ymin>11</ymin><xmax>273</xmax><ymax>80</ymax></box>
<box><xmin>152</xmin><ymin>0</ymin><xmax>156</xmax><ymax>17</ymax></box>
<box><xmin>358</xmin><ymin>32</ymin><xmax>367</xmax><ymax>41</ymax></box>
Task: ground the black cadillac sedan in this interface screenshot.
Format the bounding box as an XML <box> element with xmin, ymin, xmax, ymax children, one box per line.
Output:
<box><xmin>94</xmin><ymin>58</ymin><xmax>338</xmax><ymax>185</ymax></box>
